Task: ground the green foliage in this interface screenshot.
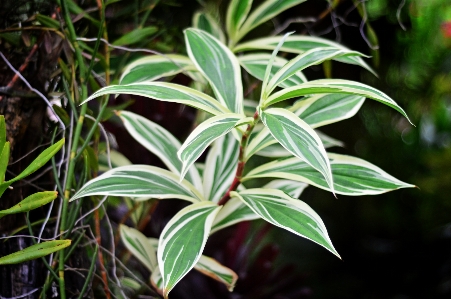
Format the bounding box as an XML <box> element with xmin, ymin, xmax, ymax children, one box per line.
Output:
<box><xmin>74</xmin><ymin>0</ymin><xmax>415</xmax><ymax>297</ymax></box>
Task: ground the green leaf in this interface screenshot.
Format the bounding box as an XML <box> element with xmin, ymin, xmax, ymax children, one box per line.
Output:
<box><xmin>112</xmin><ymin>26</ymin><xmax>158</xmax><ymax>46</ymax></box>
<box><xmin>246</xmin><ymin>126</ymin><xmax>343</xmax><ymax>160</ymax></box>
<box><xmin>178</xmin><ymin>114</ymin><xmax>253</xmax><ymax>181</ymax></box>
<box><xmin>7</xmin><ymin>139</ymin><xmax>65</xmax><ymax>184</ymax></box>
<box><xmin>0</xmin><ymin>240</ymin><xmax>71</xmax><ymax>265</ymax></box>
<box><xmin>233</xmin><ymin>35</ymin><xmax>376</xmax><ymax>75</ymax></box>
<box><xmin>193</xmin><ymin>12</ymin><xmax>226</xmax><ymax>43</ymax></box>
<box><xmin>0</xmin><ymin>115</ymin><xmax>6</xmax><ymax>154</ymax></box>
<box><xmin>259</xmin><ymin>107</ymin><xmax>334</xmax><ymax>193</ymax></box>
<box><xmin>262</xmin><ymin>179</ymin><xmax>308</xmax><ymax>198</ymax></box>
<box><xmin>158</xmin><ymin>201</ymin><xmax>221</xmax><ymax>298</ymax></box>
<box><xmin>203</xmin><ymin>133</ymin><xmax>239</xmax><ymax>203</ymax></box>
<box><xmin>264</xmin><ymin>79</ymin><xmax>412</xmax><ymax>124</ymax></box>
<box><xmin>226</xmin><ymin>0</ymin><xmax>253</xmax><ymax>42</ymax></box>
<box><xmin>185</xmin><ymin>28</ymin><xmax>243</xmax><ymax>114</ymax></box>
<box><xmin>243</xmin><ymin>153</ymin><xmax>415</xmax><ymax>195</ymax></box>
<box><xmin>0</xmin><ymin>142</ymin><xmax>10</xmax><ymax>183</ymax></box>
<box><xmin>231</xmin><ymin>189</ymin><xmax>339</xmax><ymax>257</ymax></box>
<box><xmin>239</xmin><ymin>53</ymin><xmax>307</xmax><ymax>88</ymax></box>
<box><xmin>234</xmin><ymin>0</ymin><xmax>307</xmax><ymax>44</ymax></box>
<box><xmin>290</xmin><ymin>94</ymin><xmax>365</xmax><ymax>128</ymax></box>
<box><xmin>150</xmin><ymin>266</ymin><xmax>164</xmax><ymax>295</ymax></box>
<box><xmin>70</xmin><ymin>165</ymin><xmax>203</xmax><ymax>202</ymax></box>
<box><xmin>83</xmin><ymin>82</ymin><xmax>229</xmax><ymax>116</ymax></box>
<box><xmin>36</xmin><ymin>14</ymin><xmax>60</xmax><ymax>29</ymax></box>
<box><xmin>119</xmin><ymin>111</ymin><xmax>202</xmax><ymax>191</ymax></box>
<box><xmin>264</xmin><ymin>47</ymin><xmax>365</xmax><ymax>97</ymax></box>
<box><xmin>211</xmin><ymin>196</ymin><xmax>258</xmax><ymax>234</ymax></box>
<box><xmin>120</xmin><ymin>54</ymin><xmax>195</xmax><ymax>85</ymax></box>
<box><xmin>0</xmin><ymin>191</ymin><xmax>57</xmax><ymax>219</ymax></box>
<box><xmin>195</xmin><ymin>255</ymin><xmax>238</xmax><ymax>292</ymax></box>
<box><xmin>261</xmin><ymin>32</ymin><xmax>293</xmax><ymax>102</ymax></box>
<box><xmin>120</xmin><ymin>225</ymin><xmax>157</xmax><ymax>272</ymax></box>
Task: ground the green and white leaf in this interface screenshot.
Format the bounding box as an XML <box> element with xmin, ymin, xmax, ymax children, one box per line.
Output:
<box><xmin>264</xmin><ymin>80</ymin><xmax>411</xmax><ymax>124</ymax></box>
<box><xmin>203</xmin><ymin>133</ymin><xmax>239</xmax><ymax>203</ymax></box>
<box><xmin>234</xmin><ymin>0</ymin><xmax>307</xmax><ymax>44</ymax></box>
<box><xmin>239</xmin><ymin>53</ymin><xmax>307</xmax><ymax>88</ymax></box>
<box><xmin>0</xmin><ymin>240</ymin><xmax>71</xmax><ymax>265</ymax></box>
<box><xmin>264</xmin><ymin>47</ymin><xmax>365</xmax><ymax>97</ymax></box>
<box><xmin>226</xmin><ymin>0</ymin><xmax>253</xmax><ymax>42</ymax></box>
<box><xmin>195</xmin><ymin>255</ymin><xmax>238</xmax><ymax>292</ymax></box>
<box><xmin>185</xmin><ymin>28</ymin><xmax>243</xmax><ymax>114</ymax></box>
<box><xmin>259</xmin><ymin>107</ymin><xmax>334</xmax><ymax>193</ymax></box>
<box><xmin>244</xmin><ymin>153</ymin><xmax>415</xmax><ymax>195</ymax></box>
<box><xmin>261</xmin><ymin>32</ymin><xmax>293</xmax><ymax>102</ymax></box>
<box><xmin>119</xmin><ymin>111</ymin><xmax>202</xmax><ymax>191</ymax></box>
<box><xmin>82</xmin><ymin>82</ymin><xmax>230</xmax><ymax>116</ymax></box>
<box><xmin>262</xmin><ymin>179</ymin><xmax>308</xmax><ymax>198</ymax></box>
<box><xmin>247</xmin><ymin>126</ymin><xmax>343</xmax><ymax>159</ymax></box>
<box><xmin>211</xmin><ymin>196</ymin><xmax>259</xmax><ymax>234</ymax></box>
<box><xmin>70</xmin><ymin>165</ymin><xmax>203</xmax><ymax>202</ymax></box>
<box><xmin>290</xmin><ymin>94</ymin><xmax>365</xmax><ymax>128</ymax></box>
<box><xmin>178</xmin><ymin>114</ymin><xmax>253</xmax><ymax>181</ymax></box>
<box><xmin>120</xmin><ymin>54</ymin><xmax>195</xmax><ymax>85</ymax></box>
<box><xmin>193</xmin><ymin>11</ymin><xmax>225</xmax><ymax>43</ymax></box>
<box><xmin>158</xmin><ymin>201</ymin><xmax>221</xmax><ymax>298</ymax></box>
<box><xmin>233</xmin><ymin>35</ymin><xmax>375</xmax><ymax>75</ymax></box>
<box><xmin>231</xmin><ymin>189</ymin><xmax>339</xmax><ymax>257</ymax></box>
<box><xmin>0</xmin><ymin>191</ymin><xmax>57</xmax><ymax>219</ymax></box>
<box><xmin>150</xmin><ymin>267</ymin><xmax>163</xmax><ymax>295</ymax></box>
<box><xmin>314</xmin><ymin>130</ymin><xmax>344</xmax><ymax>148</ymax></box>
<box><xmin>120</xmin><ymin>225</ymin><xmax>157</xmax><ymax>272</ymax></box>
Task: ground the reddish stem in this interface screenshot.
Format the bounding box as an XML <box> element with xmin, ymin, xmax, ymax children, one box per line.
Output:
<box><xmin>218</xmin><ymin>111</ymin><xmax>259</xmax><ymax>206</ymax></box>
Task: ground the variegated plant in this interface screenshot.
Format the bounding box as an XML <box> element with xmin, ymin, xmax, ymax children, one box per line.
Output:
<box><xmin>72</xmin><ymin>0</ymin><xmax>414</xmax><ymax>297</ymax></box>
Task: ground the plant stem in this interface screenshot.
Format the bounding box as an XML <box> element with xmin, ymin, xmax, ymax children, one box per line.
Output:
<box><xmin>218</xmin><ymin>111</ymin><xmax>259</xmax><ymax>206</ymax></box>
<box><xmin>59</xmin><ymin>0</ymin><xmax>89</xmax><ymax>297</ymax></box>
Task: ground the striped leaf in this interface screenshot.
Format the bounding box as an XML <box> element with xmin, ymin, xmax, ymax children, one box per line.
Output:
<box><xmin>119</xmin><ymin>111</ymin><xmax>202</xmax><ymax>191</ymax></box>
<box><xmin>120</xmin><ymin>54</ymin><xmax>195</xmax><ymax>85</ymax></box>
<box><xmin>247</xmin><ymin>126</ymin><xmax>343</xmax><ymax>159</ymax></box>
<box><xmin>264</xmin><ymin>47</ymin><xmax>365</xmax><ymax>97</ymax></box>
<box><xmin>158</xmin><ymin>201</ymin><xmax>221</xmax><ymax>298</ymax></box>
<box><xmin>233</xmin><ymin>35</ymin><xmax>375</xmax><ymax>75</ymax></box>
<box><xmin>193</xmin><ymin>12</ymin><xmax>225</xmax><ymax>43</ymax></box>
<box><xmin>178</xmin><ymin>114</ymin><xmax>253</xmax><ymax>181</ymax></box>
<box><xmin>239</xmin><ymin>53</ymin><xmax>307</xmax><ymax>88</ymax></box>
<box><xmin>70</xmin><ymin>165</ymin><xmax>203</xmax><ymax>202</ymax></box>
<box><xmin>203</xmin><ymin>133</ymin><xmax>239</xmax><ymax>203</ymax></box>
<box><xmin>211</xmin><ymin>196</ymin><xmax>259</xmax><ymax>234</ymax></box>
<box><xmin>243</xmin><ymin>99</ymin><xmax>258</xmax><ymax>117</ymax></box>
<box><xmin>150</xmin><ymin>267</ymin><xmax>163</xmax><ymax>295</ymax></box>
<box><xmin>0</xmin><ymin>240</ymin><xmax>71</xmax><ymax>265</ymax></box>
<box><xmin>195</xmin><ymin>255</ymin><xmax>238</xmax><ymax>292</ymax></box>
<box><xmin>231</xmin><ymin>189</ymin><xmax>339</xmax><ymax>257</ymax></box>
<box><xmin>259</xmin><ymin>107</ymin><xmax>334</xmax><ymax>194</ymax></box>
<box><xmin>120</xmin><ymin>225</ymin><xmax>157</xmax><ymax>272</ymax></box>
<box><xmin>244</xmin><ymin>153</ymin><xmax>415</xmax><ymax>195</ymax></box>
<box><xmin>290</xmin><ymin>94</ymin><xmax>365</xmax><ymax>128</ymax></box>
<box><xmin>262</xmin><ymin>179</ymin><xmax>308</xmax><ymax>198</ymax></box>
<box><xmin>264</xmin><ymin>79</ymin><xmax>411</xmax><ymax>124</ymax></box>
<box><xmin>82</xmin><ymin>82</ymin><xmax>229</xmax><ymax>116</ymax></box>
<box><xmin>262</xmin><ymin>32</ymin><xmax>293</xmax><ymax>101</ymax></box>
<box><xmin>234</xmin><ymin>0</ymin><xmax>307</xmax><ymax>44</ymax></box>
<box><xmin>0</xmin><ymin>191</ymin><xmax>57</xmax><ymax>219</ymax></box>
<box><xmin>185</xmin><ymin>28</ymin><xmax>243</xmax><ymax>114</ymax></box>
<box><xmin>226</xmin><ymin>0</ymin><xmax>253</xmax><ymax>42</ymax></box>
